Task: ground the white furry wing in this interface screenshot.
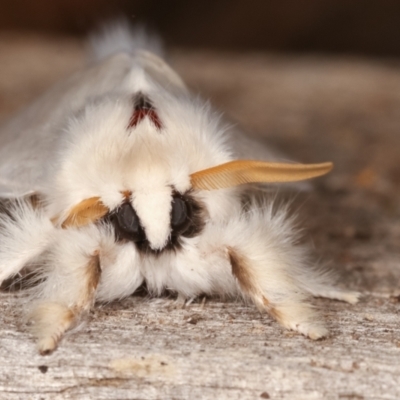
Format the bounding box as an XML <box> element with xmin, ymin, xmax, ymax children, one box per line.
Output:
<box><xmin>0</xmin><ymin>15</ymin><xmax>296</xmax><ymax>199</ymax></box>
<box><xmin>0</xmin><ymin>50</ymin><xmax>187</xmax><ymax>198</ymax></box>
<box><xmin>0</xmin><ymin>54</ymin><xmax>134</xmax><ymax>198</ymax></box>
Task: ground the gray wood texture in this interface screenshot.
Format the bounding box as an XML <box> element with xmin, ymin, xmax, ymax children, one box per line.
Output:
<box><xmin>0</xmin><ymin>34</ymin><xmax>399</xmax><ymax>400</ymax></box>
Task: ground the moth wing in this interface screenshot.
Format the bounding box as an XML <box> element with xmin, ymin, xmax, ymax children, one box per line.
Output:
<box><xmin>137</xmin><ymin>50</ymin><xmax>188</xmax><ymax>94</ymax></box>
<box><xmin>0</xmin><ymin>183</ymin><xmax>34</xmax><ymax>199</ymax></box>
<box><xmin>0</xmin><ymin>53</ymin><xmax>137</xmax><ymax>197</ymax></box>
<box><xmin>0</xmin><ymin>46</ymin><xmax>189</xmax><ymax>198</ymax></box>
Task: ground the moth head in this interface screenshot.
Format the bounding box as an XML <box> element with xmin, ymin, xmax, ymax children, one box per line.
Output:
<box><xmin>56</xmin><ymin>188</ymin><xmax>205</xmax><ymax>252</ymax></box>
<box><xmin>57</xmin><ymin>159</ymin><xmax>332</xmax><ymax>250</ymax></box>
<box><xmin>50</xmin><ymin>91</ymin><xmax>226</xmax><ymax>250</ymax></box>
<box><xmin>51</xmin><ymin>90</ymin><xmax>332</xmax><ymax>252</ymax></box>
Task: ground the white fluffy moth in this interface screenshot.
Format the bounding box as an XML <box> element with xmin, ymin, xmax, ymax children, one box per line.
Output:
<box><xmin>0</xmin><ymin>23</ymin><xmax>358</xmax><ymax>355</ymax></box>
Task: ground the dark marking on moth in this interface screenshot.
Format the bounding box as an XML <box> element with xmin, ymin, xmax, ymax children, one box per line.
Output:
<box><xmin>128</xmin><ymin>92</ymin><xmax>162</xmax><ymax>130</ymax></box>
<box><xmin>228</xmin><ymin>247</ymin><xmax>279</xmax><ymax>318</ymax></box>
<box><xmin>87</xmin><ymin>252</ymin><xmax>101</xmax><ymax>293</ymax></box>
<box><xmin>136</xmin><ymin>190</ymin><xmax>207</xmax><ymax>256</ymax></box>
<box><xmin>104</xmin><ymin>190</ymin><xmax>207</xmax><ymax>256</ymax></box>
<box><xmin>171</xmin><ymin>190</ymin><xmax>207</xmax><ymax>239</ymax></box>
<box><xmin>0</xmin><ymin>197</ymin><xmax>13</xmax><ymax>219</ymax></box>
<box><xmin>140</xmin><ymin>190</ymin><xmax>208</xmax><ymax>255</ymax></box>
<box><xmin>106</xmin><ymin>202</ymin><xmax>147</xmax><ymax>244</ymax></box>
<box><xmin>228</xmin><ymin>246</ymin><xmax>254</xmax><ymax>293</ymax></box>
<box><xmin>28</xmin><ymin>193</ymin><xmax>44</xmax><ymax>209</ymax></box>
<box><xmin>74</xmin><ymin>252</ymin><xmax>102</xmax><ymax>316</ymax></box>
<box><xmin>0</xmin><ymin>268</ymin><xmax>42</xmax><ymax>292</ymax></box>
<box><xmin>0</xmin><ymin>193</ymin><xmax>44</xmax><ymax>220</ymax></box>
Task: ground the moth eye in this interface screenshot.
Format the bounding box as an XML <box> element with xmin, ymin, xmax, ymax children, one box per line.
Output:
<box><xmin>171</xmin><ymin>196</ymin><xmax>189</xmax><ymax>234</ymax></box>
<box><xmin>116</xmin><ymin>203</ymin><xmax>140</xmax><ymax>232</ymax></box>
<box><xmin>111</xmin><ymin>202</ymin><xmax>145</xmax><ymax>242</ymax></box>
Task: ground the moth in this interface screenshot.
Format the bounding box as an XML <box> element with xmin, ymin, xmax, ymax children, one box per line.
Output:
<box><xmin>0</xmin><ymin>23</ymin><xmax>358</xmax><ymax>354</ymax></box>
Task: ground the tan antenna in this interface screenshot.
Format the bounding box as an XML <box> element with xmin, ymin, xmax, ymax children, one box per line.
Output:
<box><xmin>190</xmin><ymin>160</ymin><xmax>333</xmax><ymax>191</ymax></box>
<box><xmin>59</xmin><ymin>197</ymin><xmax>109</xmax><ymax>228</ymax></box>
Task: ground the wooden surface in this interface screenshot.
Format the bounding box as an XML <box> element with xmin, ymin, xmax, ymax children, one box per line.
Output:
<box><xmin>0</xmin><ymin>34</ymin><xmax>400</xmax><ymax>400</ymax></box>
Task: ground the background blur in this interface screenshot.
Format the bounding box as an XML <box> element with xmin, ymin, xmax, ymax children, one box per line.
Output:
<box><xmin>1</xmin><ymin>0</ymin><xmax>400</xmax><ymax>56</ymax></box>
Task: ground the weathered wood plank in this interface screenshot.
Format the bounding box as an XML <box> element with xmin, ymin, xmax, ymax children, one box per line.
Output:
<box><xmin>1</xmin><ymin>293</ymin><xmax>400</xmax><ymax>400</ymax></box>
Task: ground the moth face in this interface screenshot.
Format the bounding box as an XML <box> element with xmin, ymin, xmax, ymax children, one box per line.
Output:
<box><xmin>51</xmin><ymin>89</ymin><xmax>232</xmax><ymax>240</ymax></box>
<box><xmin>53</xmin><ymin>90</ymin><xmax>332</xmax><ymax>254</ymax></box>
<box><xmin>107</xmin><ymin>189</ymin><xmax>205</xmax><ymax>253</ymax></box>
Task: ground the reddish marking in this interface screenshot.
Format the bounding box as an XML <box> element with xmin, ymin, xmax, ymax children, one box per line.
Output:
<box><xmin>128</xmin><ymin>108</ymin><xmax>162</xmax><ymax>130</ymax></box>
<box><xmin>128</xmin><ymin>94</ymin><xmax>162</xmax><ymax>130</ymax></box>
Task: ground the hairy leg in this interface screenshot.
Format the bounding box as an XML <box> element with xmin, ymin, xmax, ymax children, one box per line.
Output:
<box><xmin>228</xmin><ymin>245</ymin><xmax>328</xmax><ymax>339</ymax></box>
<box><xmin>198</xmin><ymin>203</ymin><xmax>357</xmax><ymax>339</ymax></box>
<box><xmin>29</xmin><ymin>226</ymin><xmax>103</xmax><ymax>355</ymax></box>
<box><xmin>95</xmin><ymin>236</ymin><xmax>143</xmax><ymax>302</ymax></box>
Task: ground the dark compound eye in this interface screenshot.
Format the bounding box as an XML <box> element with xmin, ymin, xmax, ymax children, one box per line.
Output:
<box><xmin>171</xmin><ymin>196</ymin><xmax>190</xmax><ymax>235</ymax></box>
<box><xmin>116</xmin><ymin>203</ymin><xmax>140</xmax><ymax>233</ymax></box>
<box><xmin>111</xmin><ymin>202</ymin><xmax>146</xmax><ymax>243</ymax></box>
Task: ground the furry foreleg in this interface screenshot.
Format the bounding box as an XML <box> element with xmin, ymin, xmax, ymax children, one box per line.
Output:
<box><xmin>227</xmin><ymin>244</ymin><xmax>328</xmax><ymax>339</ymax></box>
<box><xmin>95</xmin><ymin>235</ymin><xmax>144</xmax><ymax>302</ymax></box>
<box><xmin>202</xmin><ymin>203</ymin><xmax>352</xmax><ymax>339</ymax></box>
<box><xmin>29</xmin><ymin>226</ymin><xmax>103</xmax><ymax>355</ymax></box>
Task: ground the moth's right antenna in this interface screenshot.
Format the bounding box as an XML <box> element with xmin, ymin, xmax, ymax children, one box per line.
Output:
<box><xmin>190</xmin><ymin>160</ymin><xmax>333</xmax><ymax>191</ymax></box>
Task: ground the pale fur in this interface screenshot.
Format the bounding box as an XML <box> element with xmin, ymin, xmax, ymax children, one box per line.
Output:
<box><xmin>0</xmin><ymin>22</ymin><xmax>358</xmax><ymax>354</ymax></box>
<box><xmin>0</xmin><ymin>199</ymin><xmax>54</xmax><ymax>283</ymax></box>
